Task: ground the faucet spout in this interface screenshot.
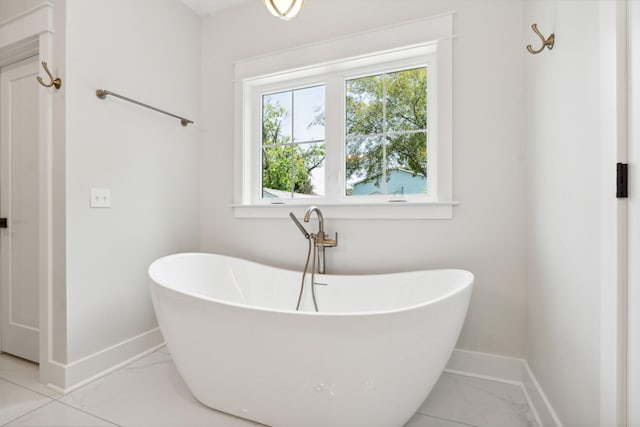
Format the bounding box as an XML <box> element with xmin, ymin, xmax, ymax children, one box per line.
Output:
<box><xmin>303</xmin><ymin>206</ymin><xmax>336</xmax><ymax>274</ymax></box>
<box><xmin>303</xmin><ymin>206</ymin><xmax>324</xmax><ymax>235</ymax></box>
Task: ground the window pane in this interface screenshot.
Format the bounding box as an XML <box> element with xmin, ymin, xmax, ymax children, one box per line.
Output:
<box><xmin>386</xmin><ymin>67</ymin><xmax>427</xmax><ymax>133</ymax></box>
<box><xmin>386</xmin><ymin>132</ymin><xmax>427</xmax><ymax>195</ymax></box>
<box><xmin>346</xmin><ymin>133</ymin><xmax>427</xmax><ymax>196</ymax></box>
<box><xmin>262</xmin><ymin>85</ymin><xmax>326</xmax><ymax>200</ymax></box>
<box><xmin>262</xmin><ymin>145</ymin><xmax>293</xmax><ymax>199</ymax></box>
<box><xmin>293</xmin><ymin>86</ymin><xmax>325</xmax><ymax>143</ymax></box>
<box><xmin>345</xmin><ymin>67</ymin><xmax>427</xmax><ymax>197</ymax></box>
<box><xmin>345</xmin><ymin>135</ymin><xmax>385</xmax><ymax>196</ymax></box>
<box><xmin>294</xmin><ymin>142</ymin><xmax>325</xmax><ymax>197</ymax></box>
<box><xmin>346</xmin><ymin>75</ymin><xmax>384</xmax><ymax>135</ymax></box>
<box><xmin>263</xmin><ymin>91</ymin><xmax>292</xmax><ymax>146</ymax></box>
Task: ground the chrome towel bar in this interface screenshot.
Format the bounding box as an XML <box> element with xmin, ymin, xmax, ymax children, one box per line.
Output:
<box><xmin>96</xmin><ymin>89</ymin><xmax>194</xmax><ymax>127</ymax></box>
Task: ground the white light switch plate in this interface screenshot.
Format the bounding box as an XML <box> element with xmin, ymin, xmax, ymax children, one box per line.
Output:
<box><xmin>91</xmin><ymin>188</ymin><xmax>111</xmax><ymax>208</ymax></box>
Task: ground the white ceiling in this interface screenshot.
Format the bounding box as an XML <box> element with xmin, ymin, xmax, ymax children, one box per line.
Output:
<box><xmin>181</xmin><ymin>0</ymin><xmax>254</xmax><ymax>16</ymax></box>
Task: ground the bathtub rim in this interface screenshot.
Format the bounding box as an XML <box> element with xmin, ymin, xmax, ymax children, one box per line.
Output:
<box><xmin>149</xmin><ymin>252</ymin><xmax>474</xmax><ymax>318</ymax></box>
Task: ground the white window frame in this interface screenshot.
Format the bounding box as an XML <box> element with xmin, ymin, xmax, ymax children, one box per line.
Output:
<box><xmin>233</xmin><ymin>13</ymin><xmax>455</xmax><ymax>219</ymax></box>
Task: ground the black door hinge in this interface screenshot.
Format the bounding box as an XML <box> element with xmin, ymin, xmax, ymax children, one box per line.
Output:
<box><xmin>617</xmin><ymin>162</ymin><xmax>628</xmax><ymax>198</ymax></box>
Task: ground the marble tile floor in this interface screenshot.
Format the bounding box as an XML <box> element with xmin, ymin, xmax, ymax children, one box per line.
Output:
<box><xmin>0</xmin><ymin>348</ymin><xmax>538</xmax><ymax>427</ymax></box>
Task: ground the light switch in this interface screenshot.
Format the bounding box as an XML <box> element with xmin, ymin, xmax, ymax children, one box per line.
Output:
<box><xmin>91</xmin><ymin>188</ymin><xmax>111</xmax><ymax>208</ymax></box>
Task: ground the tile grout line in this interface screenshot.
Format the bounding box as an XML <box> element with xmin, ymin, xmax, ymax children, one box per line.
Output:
<box><xmin>517</xmin><ymin>382</ymin><xmax>544</xmax><ymax>427</ymax></box>
<box><xmin>48</xmin><ymin>348</ymin><xmax>170</xmax><ymax>402</ymax></box>
<box><xmin>414</xmin><ymin>411</ymin><xmax>478</xmax><ymax>427</ymax></box>
<box><xmin>45</xmin><ymin>353</ymin><xmax>171</xmax><ymax>421</ymax></box>
<box><xmin>0</xmin><ymin>374</ymin><xmax>122</xmax><ymax>427</ymax></box>
<box><xmin>0</xmin><ymin>377</ymin><xmax>57</xmax><ymax>400</ymax></box>
<box><xmin>445</xmin><ymin>365</ymin><xmax>544</xmax><ymax>427</ymax></box>
<box><xmin>0</xmin><ymin>398</ymin><xmax>56</xmax><ymax>427</ymax></box>
<box><xmin>419</xmin><ymin>372</ymin><xmax>540</xmax><ymax>427</ymax></box>
<box><xmin>55</xmin><ymin>400</ymin><xmax>124</xmax><ymax>427</ymax></box>
<box><xmin>1</xmin><ymin>350</ymin><xmax>163</xmax><ymax>426</ymax></box>
<box><xmin>0</xmin><ymin>358</ymin><xmax>62</xmax><ymax>400</ymax></box>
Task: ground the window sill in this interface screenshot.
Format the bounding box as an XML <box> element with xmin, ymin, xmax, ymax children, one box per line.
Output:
<box><xmin>231</xmin><ymin>201</ymin><xmax>457</xmax><ymax>219</ymax></box>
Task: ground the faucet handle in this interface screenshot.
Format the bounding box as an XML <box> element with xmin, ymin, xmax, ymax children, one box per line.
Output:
<box><xmin>317</xmin><ymin>232</ymin><xmax>337</xmax><ymax>247</ymax></box>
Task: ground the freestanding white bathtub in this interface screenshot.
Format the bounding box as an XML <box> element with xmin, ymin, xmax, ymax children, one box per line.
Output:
<box><xmin>149</xmin><ymin>253</ymin><xmax>473</xmax><ymax>427</ymax></box>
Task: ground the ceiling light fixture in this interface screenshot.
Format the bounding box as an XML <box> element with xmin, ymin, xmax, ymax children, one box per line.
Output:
<box><xmin>264</xmin><ymin>0</ymin><xmax>304</xmax><ymax>21</ymax></box>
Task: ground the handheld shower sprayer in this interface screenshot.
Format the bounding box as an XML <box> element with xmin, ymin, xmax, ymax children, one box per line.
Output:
<box><xmin>289</xmin><ymin>212</ymin><xmax>310</xmax><ymax>239</ymax></box>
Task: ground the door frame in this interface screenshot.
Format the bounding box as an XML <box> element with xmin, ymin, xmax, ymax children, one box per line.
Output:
<box><xmin>628</xmin><ymin>1</ymin><xmax>640</xmax><ymax>425</ymax></box>
<box><xmin>0</xmin><ymin>3</ymin><xmax>57</xmax><ymax>386</ymax></box>
<box><xmin>599</xmin><ymin>2</ymin><xmax>629</xmax><ymax>426</ymax></box>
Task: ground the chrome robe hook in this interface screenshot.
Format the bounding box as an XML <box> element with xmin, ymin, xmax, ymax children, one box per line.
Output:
<box><xmin>527</xmin><ymin>24</ymin><xmax>555</xmax><ymax>54</ymax></box>
<box><xmin>36</xmin><ymin>61</ymin><xmax>62</xmax><ymax>89</ymax></box>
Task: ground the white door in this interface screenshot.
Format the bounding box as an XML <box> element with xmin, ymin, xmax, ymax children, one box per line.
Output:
<box><xmin>0</xmin><ymin>57</ymin><xmax>40</xmax><ymax>362</ymax></box>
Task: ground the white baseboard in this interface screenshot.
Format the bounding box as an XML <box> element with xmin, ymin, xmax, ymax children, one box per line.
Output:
<box><xmin>521</xmin><ymin>360</ymin><xmax>564</xmax><ymax>427</ymax></box>
<box><xmin>445</xmin><ymin>348</ymin><xmax>563</xmax><ymax>427</ymax></box>
<box><xmin>42</xmin><ymin>337</ymin><xmax>560</xmax><ymax>424</ymax></box>
<box><xmin>46</xmin><ymin>328</ymin><xmax>164</xmax><ymax>393</ymax></box>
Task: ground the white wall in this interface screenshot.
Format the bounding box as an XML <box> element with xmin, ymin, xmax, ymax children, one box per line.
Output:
<box><xmin>0</xmin><ymin>0</ymin><xmax>46</xmax><ymax>18</ymax></box>
<box><xmin>200</xmin><ymin>0</ymin><xmax>527</xmax><ymax>358</ymax></box>
<box><xmin>524</xmin><ymin>2</ymin><xmax>602</xmax><ymax>426</ymax></box>
<box><xmin>64</xmin><ymin>0</ymin><xmax>200</xmax><ymax>369</ymax></box>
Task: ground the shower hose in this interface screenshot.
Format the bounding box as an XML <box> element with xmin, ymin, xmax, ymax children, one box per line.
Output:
<box><xmin>295</xmin><ymin>234</ymin><xmax>319</xmax><ymax>312</ymax></box>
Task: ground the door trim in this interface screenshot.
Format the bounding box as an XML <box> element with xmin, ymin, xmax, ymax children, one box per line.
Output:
<box><xmin>599</xmin><ymin>1</ymin><xmax>629</xmax><ymax>426</ymax></box>
<box><xmin>0</xmin><ymin>3</ymin><xmax>60</xmax><ymax>387</ymax></box>
<box><xmin>627</xmin><ymin>1</ymin><xmax>640</xmax><ymax>425</ymax></box>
